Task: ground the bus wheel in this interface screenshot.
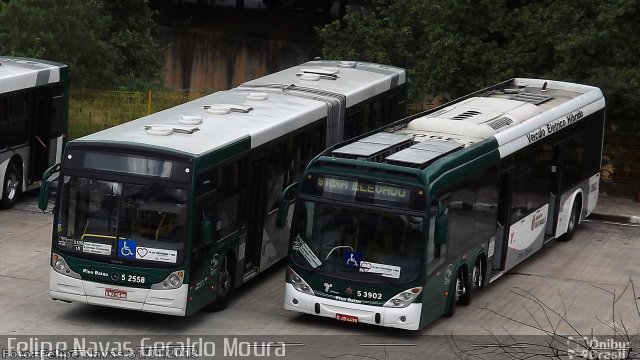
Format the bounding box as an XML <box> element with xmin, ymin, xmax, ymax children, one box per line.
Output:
<box><xmin>206</xmin><ymin>253</ymin><xmax>235</xmax><ymax>312</ymax></box>
<box><xmin>561</xmin><ymin>197</ymin><xmax>581</xmax><ymax>241</ymax></box>
<box><xmin>1</xmin><ymin>163</ymin><xmax>20</xmax><ymax>209</ymax></box>
<box><xmin>458</xmin><ymin>268</ymin><xmax>472</xmax><ymax>306</ymax></box>
<box><xmin>470</xmin><ymin>259</ymin><xmax>483</xmax><ymax>292</ymax></box>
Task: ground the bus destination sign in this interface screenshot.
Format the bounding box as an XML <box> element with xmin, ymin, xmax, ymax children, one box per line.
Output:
<box><xmin>308</xmin><ymin>175</ymin><xmax>423</xmax><ymax>209</ymax></box>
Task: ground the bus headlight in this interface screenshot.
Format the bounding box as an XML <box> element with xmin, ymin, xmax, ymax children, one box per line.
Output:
<box><xmin>50</xmin><ymin>253</ymin><xmax>81</xmax><ymax>279</ymax></box>
<box><xmin>52</xmin><ymin>253</ymin><xmax>66</xmax><ymax>272</ymax></box>
<box><xmin>383</xmin><ymin>287</ymin><xmax>422</xmax><ymax>308</ymax></box>
<box><xmin>286</xmin><ymin>267</ymin><xmax>314</xmax><ymax>296</ymax></box>
<box><xmin>151</xmin><ymin>270</ymin><xmax>184</xmax><ymax>290</ymax></box>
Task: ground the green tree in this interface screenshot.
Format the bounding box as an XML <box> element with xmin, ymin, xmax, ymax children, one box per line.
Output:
<box><xmin>319</xmin><ymin>0</ymin><xmax>640</xmax><ymax>130</ymax></box>
<box><xmin>318</xmin><ymin>0</ymin><xmax>512</xmax><ymax>100</ymax></box>
<box><xmin>0</xmin><ymin>0</ymin><xmax>116</xmax><ymax>88</ymax></box>
<box><xmin>0</xmin><ymin>0</ymin><xmax>164</xmax><ymax>89</ymax></box>
<box><xmin>103</xmin><ymin>0</ymin><xmax>164</xmax><ymax>88</ymax></box>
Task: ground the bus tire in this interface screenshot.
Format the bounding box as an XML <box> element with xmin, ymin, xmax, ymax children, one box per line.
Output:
<box><xmin>561</xmin><ymin>197</ymin><xmax>581</xmax><ymax>242</ymax></box>
<box><xmin>1</xmin><ymin>162</ymin><xmax>21</xmax><ymax>209</ymax></box>
<box><xmin>206</xmin><ymin>253</ymin><xmax>235</xmax><ymax>312</ymax></box>
<box><xmin>458</xmin><ymin>267</ymin><xmax>472</xmax><ymax>306</ymax></box>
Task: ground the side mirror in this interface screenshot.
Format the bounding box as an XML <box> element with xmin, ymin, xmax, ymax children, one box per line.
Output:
<box><xmin>435</xmin><ymin>202</ymin><xmax>448</xmax><ymax>246</ymax></box>
<box><xmin>276</xmin><ymin>182</ymin><xmax>299</xmax><ymax>228</ymax></box>
<box><xmin>38</xmin><ymin>163</ymin><xmax>61</xmax><ymax>211</ymax></box>
<box><xmin>201</xmin><ymin>219</ymin><xmax>213</xmax><ymax>244</ymax></box>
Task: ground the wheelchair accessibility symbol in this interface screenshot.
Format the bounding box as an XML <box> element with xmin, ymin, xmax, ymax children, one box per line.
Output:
<box><xmin>117</xmin><ymin>239</ymin><xmax>137</xmax><ymax>259</ymax></box>
<box><xmin>343</xmin><ymin>251</ymin><xmax>363</xmax><ymax>268</ymax></box>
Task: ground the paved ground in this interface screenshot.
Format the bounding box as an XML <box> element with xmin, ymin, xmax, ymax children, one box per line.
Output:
<box><xmin>1</xmin><ymin>193</ymin><xmax>639</xmax><ymax>359</ymax></box>
<box><xmin>594</xmin><ymin>193</ymin><xmax>640</xmax><ymax>223</ymax></box>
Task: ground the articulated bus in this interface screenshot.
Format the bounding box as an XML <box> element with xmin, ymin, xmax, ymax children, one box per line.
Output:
<box><xmin>278</xmin><ymin>78</ymin><xmax>605</xmax><ymax>330</ymax></box>
<box><xmin>38</xmin><ymin>60</ymin><xmax>407</xmax><ymax>316</ymax></box>
<box><xmin>1</xmin><ymin>57</ymin><xmax>68</xmax><ymax>209</ymax></box>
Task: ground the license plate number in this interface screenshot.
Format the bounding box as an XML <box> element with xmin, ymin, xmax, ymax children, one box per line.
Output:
<box><xmin>105</xmin><ymin>288</ymin><xmax>127</xmax><ymax>299</ymax></box>
<box><xmin>336</xmin><ymin>313</ymin><xmax>358</xmax><ymax>323</ymax></box>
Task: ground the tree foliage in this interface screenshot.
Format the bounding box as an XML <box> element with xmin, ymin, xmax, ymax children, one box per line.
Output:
<box><xmin>319</xmin><ymin>0</ymin><xmax>640</xmax><ymax>129</ymax></box>
<box><xmin>0</xmin><ymin>0</ymin><xmax>163</xmax><ymax>89</ymax></box>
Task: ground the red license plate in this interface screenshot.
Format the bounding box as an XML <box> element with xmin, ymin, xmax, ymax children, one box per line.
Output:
<box><xmin>105</xmin><ymin>288</ymin><xmax>127</xmax><ymax>300</ymax></box>
<box><xmin>336</xmin><ymin>313</ymin><xmax>358</xmax><ymax>323</ymax></box>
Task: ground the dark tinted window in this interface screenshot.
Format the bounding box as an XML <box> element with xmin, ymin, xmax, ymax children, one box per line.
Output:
<box><xmin>510</xmin><ymin>143</ymin><xmax>552</xmax><ymax>222</ymax></box>
<box><xmin>9</xmin><ymin>94</ymin><xmax>28</xmax><ymax>146</ymax></box>
<box><xmin>441</xmin><ymin>167</ymin><xmax>499</xmax><ymax>259</ymax></box>
<box><xmin>0</xmin><ymin>98</ymin><xmax>7</xmax><ymax>150</ymax></box>
<box><xmin>561</xmin><ymin>122</ymin><xmax>585</xmax><ymax>190</ymax></box>
<box><xmin>217</xmin><ymin>162</ymin><xmax>243</xmax><ymax>239</ymax></box>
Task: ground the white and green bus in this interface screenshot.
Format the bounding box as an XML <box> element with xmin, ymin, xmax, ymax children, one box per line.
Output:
<box><xmin>1</xmin><ymin>57</ymin><xmax>68</xmax><ymax>208</ymax></box>
<box><xmin>278</xmin><ymin>78</ymin><xmax>605</xmax><ymax>330</ymax></box>
<box><xmin>39</xmin><ymin>60</ymin><xmax>407</xmax><ymax>316</ymax></box>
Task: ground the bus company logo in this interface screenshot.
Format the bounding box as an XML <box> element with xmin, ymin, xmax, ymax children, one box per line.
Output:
<box><xmin>444</xmin><ymin>264</ymin><xmax>454</xmax><ymax>286</ymax></box>
<box><xmin>324</xmin><ymin>283</ymin><xmax>333</xmax><ymax>292</ymax></box>
<box><xmin>210</xmin><ymin>253</ymin><xmax>219</xmax><ymax>275</ymax></box>
<box><xmin>345</xmin><ymin>287</ymin><xmax>353</xmax><ymax>295</ymax></box>
<box><xmin>531</xmin><ymin>212</ymin><xmax>546</xmax><ymax>231</ymax></box>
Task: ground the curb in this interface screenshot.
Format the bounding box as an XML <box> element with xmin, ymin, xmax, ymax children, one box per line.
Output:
<box><xmin>588</xmin><ymin>212</ymin><xmax>640</xmax><ymax>224</ymax></box>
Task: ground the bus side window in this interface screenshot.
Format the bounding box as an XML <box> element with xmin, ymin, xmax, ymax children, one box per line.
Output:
<box><xmin>197</xmin><ymin>194</ymin><xmax>216</xmax><ymax>245</ymax></box>
<box><xmin>285</xmin><ymin>135</ymin><xmax>302</xmax><ymax>185</ymax></box>
<box><xmin>0</xmin><ymin>97</ymin><xmax>7</xmax><ymax>150</ymax></box>
<box><xmin>427</xmin><ymin>202</ymin><xmax>446</xmax><ymax>275</ymax></box>
<box><xmin>49</xmin><ymin>83</ymin><xmax>65</xmax><ymax>138</ymax></box>
<box><xmin>383</xmin><ymin>94</ymin><xmax>397</xmax><ymax>125</ymax></box>
<box><xmin>344</xmin><ymin>111</ymin><xmax>362</xmax><ymax>139</ymax></box>
<box><xmin>217</xmin><ymin>162</ymin><xmax>243</xmax><ymax>239</ymax></box>
<box><xmin>266</xmin><ymin>141</ymin><xmax>286</xmax><ymax>213</ymax></box>
<box><xmin>9</xmin><ymin>93</ymin><xmax>29</xmax><ymax>147</ymax></box>
<box><xmin>370</xmin><ymin>100</ymin><xmax>383</xmax><ymax>130</ymax></box>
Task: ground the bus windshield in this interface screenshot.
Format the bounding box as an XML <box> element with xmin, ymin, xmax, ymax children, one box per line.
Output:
<box><xmin>55</xmin><ymin>176</ymin><xmax>188</xmax><ymax>267</ymax></box>
<box><xmin>290</xmin><ymin>200</ymin><xmax>423</xmax><ymax>283</ymax></box>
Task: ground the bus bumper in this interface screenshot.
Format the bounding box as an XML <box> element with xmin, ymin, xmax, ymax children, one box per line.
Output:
<box><xmin>284</xmin><ymin>283</ymin><xmax>422</xmax><ymax>330</ymax></box>
<box><xmin>49</xmin><ymin>268</ymin><xmax>188</xmax><ymax>316</ymax></box>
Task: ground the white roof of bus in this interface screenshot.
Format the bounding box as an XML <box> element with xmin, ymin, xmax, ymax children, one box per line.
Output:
<box><xmin>242</xmin><ymin>60</ymin><xmax>406</xmax><ymax>108</ymax></box>
<box><xmin>395</xmin><ymin>78</ymin><xmax>604</xmax><ymax>158</ymax></box>
<box><xmin>77</xmin><ymin>89</ymin><xmax>326</xmax><ymax>156</ymax></box>
<box><xmin>76</xmin><ymin>60</ymin><xmax>406</xmax><ymax>157</ymax></box>
<box><xmin>0</xmin><ymin>57</ymin><xmax>62</xmax><ymax>94</ymax></box>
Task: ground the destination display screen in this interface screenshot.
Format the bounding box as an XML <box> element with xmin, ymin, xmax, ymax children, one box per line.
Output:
<box><xmin>303</xmin><ymin>175</ymin><xmax>424</xmax><ymax>210</ymax></box>
<box><xmin>84</xmin><ymin>152</ymin><xmax>173</xmax><ymax>178</ymax></box>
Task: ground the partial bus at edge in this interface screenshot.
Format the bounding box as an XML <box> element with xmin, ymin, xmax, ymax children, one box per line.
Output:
<box><xmin>278</xmin><ymin>78</ymin><xmax>605</xmax><ymax>330</ymax></box>
<box><xmin>0</xmin><ymin>57</ymin><xmax>68</xmax><ymax>209</ymax></box>
<box><xmin>39</xmin><ymin>60</ymin><xmax>407</xmax><ymax>316</ymax></box>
